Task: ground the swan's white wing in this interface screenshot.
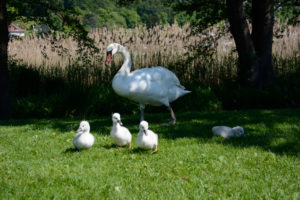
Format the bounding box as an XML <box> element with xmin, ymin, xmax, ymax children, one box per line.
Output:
<box><xmin>131</xmin><ymin>66</ymin><xmax>184</xmax><ymax>88</ymax></box>
<box><xmin>146</xmin><ymin>67</ymin><xmax>191</xmax><ymax>103</ymax></box>
<box><xmin>113</xmin><ymin>66</ymin><xmax>190</xmax><ymax>106</ymax></box>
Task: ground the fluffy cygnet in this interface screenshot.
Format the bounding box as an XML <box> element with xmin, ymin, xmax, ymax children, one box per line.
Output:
<box><xmin>212</xmin><ymin>126</ymin><xmax>244</xmax><ymax>139</ymax></box>
<box><xmin>73</xmin><ymin>121</ymin><xmax>95</xmax><ymax>150</ymax></box>
<box><xmin>136</xmin><ymin>120</ymin><xmax>158</xmax><ymax>154</ymax></box>
<box><xmin>110</xmin><ymin>113</ymin><xmax>132</xmax><ymax>149</ymax></box>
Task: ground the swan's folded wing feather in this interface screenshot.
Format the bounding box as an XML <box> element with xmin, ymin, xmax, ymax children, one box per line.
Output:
<box><xmin>149</xmin><ymin>67</ymin><xmax>182</xmax><ymax>85</ymax></box>
<box><xmin>130</xmin><ymin>66</ymin><xmax>180</xmax><ymax>84</ymax></box>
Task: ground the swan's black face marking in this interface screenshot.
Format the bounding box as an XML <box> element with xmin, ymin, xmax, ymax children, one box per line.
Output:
<box><xmin>107</xmin><ymin>50</ymin><xmax>112</xmax><ymax>56</ymax></box>
<box><xmin>112</xmin><ymin>117</ymin><xmax>123</xmax><ymax>126</ymax></box>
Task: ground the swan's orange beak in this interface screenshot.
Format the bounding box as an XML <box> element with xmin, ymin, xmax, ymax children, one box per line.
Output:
<box><xmin>105</xmin><ymin>53</ymin><xmax>111</xmax><ymax>66</ymax></box>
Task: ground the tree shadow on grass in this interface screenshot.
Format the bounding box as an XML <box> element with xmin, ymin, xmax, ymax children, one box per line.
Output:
<box><xmin>130</xmin><ymin>148</ymin><xmax>154</xmax><ymax>154</ymax></box>
<box><xmin>219</xmin><ymin>126</ymin><xmax>300</xmax><ymax>156</ymax></box>
<box><xmin>146</xmin><ymin>109</ymin><xmax>300</xmax><ymax>156</ymax></box>
<box><xmin>1</xmin><ymin>109</ymin><xmax>299</xmax><ymax>156</ymax></box>
<box><xmin>102</xmin><ymin>144</ymin><xmax>120</xmax><ymax>149</ymax></box>
<box><xmin>0</xmin><ymin>117</ymin><xmax>113</xmax><ymax>135</ymax></box>
<box><xmin>48</xmin><ymin>118</ymin><xmax>113</xmax><ymax>134</ymax></box>
<box><xmin>64</xmin><ymin>147</ymin><xmax>79</xmax><ymax>153</ymax></box>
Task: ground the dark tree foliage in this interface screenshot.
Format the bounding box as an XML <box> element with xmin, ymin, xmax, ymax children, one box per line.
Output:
<box><xmin>7</xmin><ymin>0</ymin><xmax>97</xmax><ymax>50</ymax></box>
<box><xmin>116</xmin><ymin>0</ymin><xmax>137</xmax><ymax>6</ymax></box>
<box><xmin>168</xmin><ymin>0</ymin><xmax>299</xmax><ymax>88</ymax></box>
<box><xmin>0</xmin><ymin>0</ymin><xmax>12</xmax><ymax>119</ymax></box>
<box><xmin>83</xmin><ymin>13</ymin><xmax>99</xmax><ymax>29</ymax></box>
<box><xmin>170</xmin><ymin>0</ymin><xmax>226</xmax><ymax>32</ymax></box>
<box><xmin>0</xmin><ymin>0</ymin><xmax>98</xmax><ymax>119</ymax></box>
<box><xmin>60</xmin><ymin>0</ymin><xmax>177</xmax><ymax>28</ymax></box>
<box><xmin>117</xmin><ymin>0</ymin><xmax>177</xmax><ymax>27</ymax></box>
<box><xmin>274</xmin><ymin>0</ymin><xmax>300</xmax><ymax>24</ymax></box>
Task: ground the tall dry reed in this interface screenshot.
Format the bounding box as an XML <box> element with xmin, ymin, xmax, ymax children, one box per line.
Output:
<box><xmin>8</xmin><ymin>21</ymin><xmax>300</xmax><ymax>85</ymax></box>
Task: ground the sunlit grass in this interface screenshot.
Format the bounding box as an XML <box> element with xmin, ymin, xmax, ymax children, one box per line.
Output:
<box><xmin>0</xmin><ymin>109</ymin><xmax>299</xmax><ymax>199</ymax></box>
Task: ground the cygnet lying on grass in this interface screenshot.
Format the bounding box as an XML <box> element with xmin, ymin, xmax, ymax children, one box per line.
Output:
<box><xmin>136</xmin><ymin>121</ymin><xmax>158</xmax><ymax>154</ymax></box>
<box><xmin>212</xmin><ymin>126</ymin><xmax>244</xmax><ymax>139</ymax></box>
<box><xmin>110</xmin><ymin>113</ymin><xmax>132</xmax><ymax>149</ymax></box>
<box><xmin>73</xmin><ymin>121</ymin><xmax>95</xmax><ymax>150</ymax></box>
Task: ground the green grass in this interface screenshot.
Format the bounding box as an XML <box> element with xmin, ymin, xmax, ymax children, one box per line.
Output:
<box><xmin>0</xmin><ymin>109</ymin><xmax>299</xmax><ymax>199</ymax></box>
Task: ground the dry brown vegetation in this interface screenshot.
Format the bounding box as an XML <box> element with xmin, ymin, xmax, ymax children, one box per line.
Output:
<box><xmin>8</xmin><ymin>21</ymin><xmax>300</xmax><ymax>84</ymax></box>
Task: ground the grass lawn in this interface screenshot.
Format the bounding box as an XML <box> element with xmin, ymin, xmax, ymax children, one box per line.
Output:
<box><xmin>0</xmin><ymin>109</ymin><xmax>299</xmax><ymax>199</ymax></box>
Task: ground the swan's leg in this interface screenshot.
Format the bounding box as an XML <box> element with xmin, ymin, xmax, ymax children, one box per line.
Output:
<box><xmin>169</xmin><ymin>106</ymin><xmax>176</xmax><ymax>123</ymax></box>
<box><xmin>151</xmin><ymin>145</ymin><xmax>158</xmax><ymax>154</ymax></box>
<box><xmin>161</xmin><ymin>105</ymin><xmax>176</xmax><ymax>126</ymax></box>
<box><xmin>140</xmin><ymin>104</ymin><xmax>145</xmax><ymax>122</ymax></box>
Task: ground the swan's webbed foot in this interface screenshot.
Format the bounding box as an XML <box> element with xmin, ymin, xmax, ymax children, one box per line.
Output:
<box><xmin>161</xmin><ymin>119</ymin><xmax>176</xmax><ymax>126</ymax></box>
<box><xmin>161</xmin><ymin>106</ymin><xmax>176</xmax><ymax>126</ymax></box>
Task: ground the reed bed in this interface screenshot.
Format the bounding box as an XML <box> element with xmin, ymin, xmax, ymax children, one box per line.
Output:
<box><xmin>7</xmin><ymin>22</ymin><xmax>300</xmax><ymax>118</ymax></box>
<box><xmin>8</xmin><ymin>21</ymin><xmax>300</xmax><ymax>85</ymax></box>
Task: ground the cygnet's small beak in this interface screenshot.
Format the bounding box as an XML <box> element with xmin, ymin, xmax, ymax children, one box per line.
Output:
<box><xmin>77</xmin><ymin>128</ymin><xmax>82</xmax><ymax>133</ymax></box>
<box><xmin>143</xmin><ymin>129</ymin><xmax>148</xmax><ymax>136</ymax></box>
<box><xmin>117</xmin><ymin>120</ymin><xmax>123</xmax><ymax>126</ymax></box>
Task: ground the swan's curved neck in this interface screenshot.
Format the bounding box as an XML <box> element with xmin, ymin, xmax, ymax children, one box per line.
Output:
<box><xmin>117</xmin><ymin>45</ymin><xmax>132</xmax><ymax>76</ymax></box>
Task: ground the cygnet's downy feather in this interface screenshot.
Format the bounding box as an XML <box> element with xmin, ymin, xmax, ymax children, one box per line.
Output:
<box><xmin>110</xmin><ymin>113</ymin><xmax>132</xmax><ymax>148</ymax></box>
<box><xmin>73</xmin><ymin>121</ymin><xmax>95</xmax><ymax>150</ymax></box>
<box><xmin>212</xmin><ymin>126</ymin><xmax>244</xmax><ymax>139</ymax></box>
<box><xmin>136</xmin><ymin>121</ymin><xmax>158</xmax><ymax>153</ymax></box>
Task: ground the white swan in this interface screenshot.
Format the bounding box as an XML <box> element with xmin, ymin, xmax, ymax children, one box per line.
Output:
<box><xmin>136</xmin><ymin>121</ymin><xmax>158</xmax><ymax>154</ymax></box>
<box><xmin>73</xmin><ymin>121</ymin><xmax>95</xmax><ymax>150</ymax></box>
<box><xmin>212</xmin><ymin>126</ymin><xmax>244</xmax><ymax>139</ymax></box>
<box><xmin>105</xmin><ymin>43</ymin><xmax>191</xmax><ymax>125</ymax></box>
<box><xmin>110</xmin><ymin>113</ymin><xmax>132</xmax><ymax>149</ymax></box>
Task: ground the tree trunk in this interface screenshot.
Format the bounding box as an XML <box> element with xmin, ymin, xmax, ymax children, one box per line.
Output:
<box><xmin>0</xmin><ymin>0</ymin><xmax>12</xmax><ymax>119</ymax></box>
<box><xmin>226</xmin><ymin>0</ymin><xmax>275</xmax><ymax>88</ymax></box>
<box><xmin>226</xmin><ymin>0</ymin><xmax>256</xmax><ymax>85</ymax></box>
<box><xmin>251</xmin><ymin>0</ymin><xmax>275</xmax><ymax>88</ymax></box>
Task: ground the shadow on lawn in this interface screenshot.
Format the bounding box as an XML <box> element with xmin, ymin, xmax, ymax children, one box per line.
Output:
<box><xmin>129</xmin><ymin>148</ymin><xmax>157</xmax><ymax>155</ymax></box>
<box><xmin>64</xmin><ymin>147</ymin><xmax>78</xmax><ymax>153</ymax></box>
<box><xmin>150</xmin><ymin>109</ymin><xmax>300</xmax><ymax>156</ymax></box>
<box><xmin>102</xmin><ymin>144</ymin><xmax>122</xmax><ymax>149</ymax></box>
<box><xmin>0</xmin><ymin>117</ymin><xmax>113</xmax><ymax>134</ymax></box>
<box><xmin>0</xmin><ymin>109</ymin><xmax>299</xmax><ymax>156</ymax></box>
<box><xmin>219</xmin><ymin>124</ymin><xmax>300</xmax><ymax>156</ymax></box>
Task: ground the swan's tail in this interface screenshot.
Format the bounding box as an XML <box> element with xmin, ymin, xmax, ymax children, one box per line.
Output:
<box><xmin>169</xmin><ymin>87</ymin><xmax>191</xmax><ymax>103</ymax></box>
<box><xmin>177</xmin><ymin>84</ymin><xmax>192</xmax><ymax>94</ymax></box>
<box><xmin>182</xmin><ymin>90</ymin><xmax>192</xmax><ymax>94</ymax></box>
